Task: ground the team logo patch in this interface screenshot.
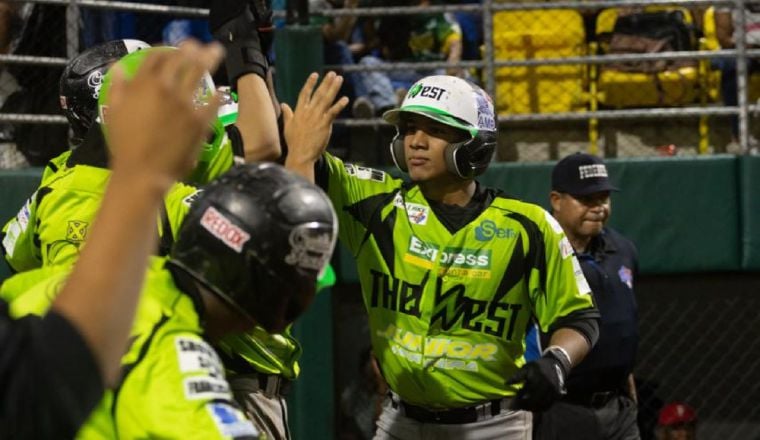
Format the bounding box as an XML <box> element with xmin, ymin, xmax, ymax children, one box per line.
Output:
<box><xmin>207</xmin><ymin>403</ymin><xmax>259</xmax><ymax>438</ymax></box>
<box><xmin>405</xmin><ymin>203</ymin><xmax>428</xmax><ymax>225</ymax></box>
<box><xmin>284</xmin><ymin>224</ymin><xmax>335</xmax><ymax>272</ymax></box>
<box><xmin>66</xmin><ymin>220</ymin><xmax>89</xmax><ymax>242</ymax></box>
<box><xmin>200</xmin><ymin>206</ymin><xmax>250</xmax><ymax>253</ymax></box>
<box><xmin>618</xmin><ymin>265</ymin><xmax>633</xmax><ymax>289</ymax></box>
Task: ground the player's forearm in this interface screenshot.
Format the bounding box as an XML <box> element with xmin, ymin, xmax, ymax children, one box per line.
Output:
<box><xmin>236</xmin><ymin>74</ymin><xmax>280</xmax><ymax>162</ymax></box>
<box><xmin>51</xmin><ymin>170</ymin><xmax>165</xmax><ymax>386</ymax></box>
<box><xmin>284</xmin><ymin>154</ymin><xmax>316</xmax><ymax>183</ymax></box>
<box><xmin>547</xmin><ymin>327</ymin><xmax>591</xmax><ymax>368</ymax></box>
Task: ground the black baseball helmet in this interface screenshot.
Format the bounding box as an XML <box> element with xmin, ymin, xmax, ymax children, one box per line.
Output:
<box><xmin>168</xmin><ymin>162</ymin><xmax>338</xmax><ymax>333</ymax></box>
<box><xmin>59</xmin><ymin>39</ymin><xmax>149</xmax><ymax>147</ymax></box>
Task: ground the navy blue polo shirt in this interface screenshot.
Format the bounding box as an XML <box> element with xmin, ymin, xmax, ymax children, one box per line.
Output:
<box><xmin>565</xmin><ymin>227</ymin><xmax>639</xmax><ymax>397</ymax></box>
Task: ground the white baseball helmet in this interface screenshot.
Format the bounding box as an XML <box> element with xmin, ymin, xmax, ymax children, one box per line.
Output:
<box><xmin>382</xmin><ymin>75</ymin><xmax>497</xmax><ymax>179</ymax></box>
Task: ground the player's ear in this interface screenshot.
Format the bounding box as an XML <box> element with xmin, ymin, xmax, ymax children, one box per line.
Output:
<box><xmin>549</xmin><ymin>191</ymin><xmax>562</xmax><ymax>214</ymax></box>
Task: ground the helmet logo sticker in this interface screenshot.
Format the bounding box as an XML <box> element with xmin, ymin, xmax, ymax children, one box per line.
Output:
<box><xmin>200</xmin><ymin>206</ymin><xmax>251</xmax><ymax>253</ymax></box>
<box><xmin>285</xmin><ymin>224</ymin><xmax>334</xmax><ymax>272</ymax></box>
<box><xmin>408</xmin><ymin>84</ymin><xmax>447</xmax><ymax>101</ymax></box>
<box><xmin>87</xmin><ymin>70</ymin><xmax>104</xmax><ymax>99</ymax></box>
<box><xmin>408</xmin><ymin>84</ymin><xmax>423</xmax><ymax>98</ymax></box>
<box><xmin>475</xmin><ymin>93</ymin><xmax>495</xmax><ymax>131</ymax></box>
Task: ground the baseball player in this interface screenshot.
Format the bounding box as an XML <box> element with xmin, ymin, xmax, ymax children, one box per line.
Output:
<box><xmin>3</xmin><ymin>162</ymin><xmax>338</xmax><ymax>439</ymax></box>
<box><xmin>283</xmin><ymin>73</ymin><xmax>600</xmax><ymax>438</ymax></box>
<box><xmin>0</xmin><ymin>40</ymin><xmax>224</xmax><ymax>439</ymax></box>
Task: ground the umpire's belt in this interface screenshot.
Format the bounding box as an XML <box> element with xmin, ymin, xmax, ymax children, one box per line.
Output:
<box><xmin>390</xmin><ymin>393</ymin><xmax>512</xmax><ymax>425</ymax></box>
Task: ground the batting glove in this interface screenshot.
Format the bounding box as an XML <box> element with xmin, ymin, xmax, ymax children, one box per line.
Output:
<box><xmin>507</xmin><ymin>346</ymin><xmax>571</xmax><ymax>412</ymax></box>
<box><xmin>209</xmin><ymin>0</ymin><xmax>270</xmax><ymax>86</ymax></box>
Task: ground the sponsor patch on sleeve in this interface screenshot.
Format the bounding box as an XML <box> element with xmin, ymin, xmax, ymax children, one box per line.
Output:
<box><xmin>207</xmin><ymin>402</ymin><xmax>260</xmax><ymax>438</ymax></box>
<box><xmin>175</xmin><ymin>336</ymin><xmax>231</xmax><ymax>401</ymax></box>
<box><xmin>571</xmin><ymin>256</ymin><xmax>591</xmax><ymax>295</ymax></box>
<box><xmin>558</xmin><ymin>237</ymin><xmax>574</xmax><ymax>259</ymax></box>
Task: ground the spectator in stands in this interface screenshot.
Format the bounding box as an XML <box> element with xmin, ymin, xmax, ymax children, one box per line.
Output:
<box><xmin>352</xmin><ymin>0</ymin><xmax>464</xmax><ymax>118</ymax></box>
<box><xmin>311</xmin><ymin>0</ymin><xmax>368</xmax><ymax>113</ymax></box>
<box><xmin>714</xmin><ymin>4</ymin><xmax>760</xmax><ymax>147</ymax></box>
<box><xmin>655</xmin><ymin>402</ymin><xmax>697</xmax><ymax>440</ymax></box>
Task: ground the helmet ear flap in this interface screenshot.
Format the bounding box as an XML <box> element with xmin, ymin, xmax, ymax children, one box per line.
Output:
<box><xmin>390</xmin><ymin>133</ymin><xmax>408</xmax><ymax>173</ymax></box>
<box><xmin>444</xmin><ymin>141</ymin><xmax>470</xmax><ymax>179</ymax></box>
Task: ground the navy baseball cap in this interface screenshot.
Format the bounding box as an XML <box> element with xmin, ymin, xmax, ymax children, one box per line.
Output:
<box><xmin>551</xmin><ymin>153</ymin><xmax>619</xmax><ymax>196</ymax></box>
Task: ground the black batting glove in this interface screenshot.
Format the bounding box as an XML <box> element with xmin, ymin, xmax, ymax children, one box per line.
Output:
<box><xmin>507</xmin><ymin>347</ymin><xmax>571</xmax><ymax>412</ymax></box>
<box><xmin>209</xmin><ymin>0</ymin><xmax>269</xmax><ymax>87</ymax></box>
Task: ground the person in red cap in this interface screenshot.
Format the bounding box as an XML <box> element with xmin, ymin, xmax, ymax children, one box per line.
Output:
<box><xmin>656</xmin><ymin>402</ymin><xmax>697</xmax><ymax>440</ymax></box>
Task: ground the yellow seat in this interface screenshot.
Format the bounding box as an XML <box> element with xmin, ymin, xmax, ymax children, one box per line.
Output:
<box><xmin>595</xmin><ymin>6</ymin><xmax>702</xmax><ymax>108</ymax></box>
<box><xmin>492</xmin><ymin>9</ymin><xmax>588</xmax><ymax>114</ymax></box>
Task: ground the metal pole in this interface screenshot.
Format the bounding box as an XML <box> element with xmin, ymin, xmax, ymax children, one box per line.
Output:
<box><xmin>735</xmin><ymin>0</ymin><xmax>751</xmax><ymax>153</ymax></box>
<box><xmin>65</xmin><ymin>0</ymin><xmax>79</xmax><ymax>59</ymax></box>
<box><xmin>482</xmin><ymin>0</ymin><xmax>496</xmax><ymax>102</ymax></box>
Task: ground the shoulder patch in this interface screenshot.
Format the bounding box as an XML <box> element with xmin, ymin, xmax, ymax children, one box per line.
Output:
<box><xmin>207</xmin><ymin>402</ymin><xmax>259</xmax><ymax>439</ymax></box>
<box><xmin>558</xmin><ymin>237</ymin><xmax>574</xmax><ymax>259</ymax></box>
<box><xmin>175</xmin><ymin>336</ymin><xmax>230</xmax><ymax>400</ymax></box>
<box><xmin>66</xmin><ymin>220</ymin><xmax>89</xmax><ymax>242</ymax></box>
<box><xmin>571</xmin><ymin>256</ymin><xmax>591</xmax><ymax>295</ymax></box>
<box><xmin>346</xmin><ymin>163</ymin><xmax>386</xmax><ymax>182</ymax></box>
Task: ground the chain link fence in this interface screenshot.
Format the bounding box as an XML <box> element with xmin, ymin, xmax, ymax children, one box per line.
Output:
<box><xmin>3</xmin><ymin>0</ymin><xmax>760</xmax><ymax>165</ymax></box>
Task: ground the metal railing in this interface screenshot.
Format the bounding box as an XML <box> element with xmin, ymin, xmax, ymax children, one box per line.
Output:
<box><xmin>2</xmin><ymin>0</ymin><xmax>760</xmax><ymax>152</ymax></box>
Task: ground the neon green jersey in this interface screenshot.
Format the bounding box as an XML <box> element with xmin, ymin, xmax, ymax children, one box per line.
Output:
<box><xmin>321</xmin><ymin>153</ymin><xmax>595</xmax><ymax>408</ymax></box>
<box><xmin>0</xmin><ymin>164</ymin><xmax>200</xmax><ymax>272</ymax></box>
<box><xmin>40</xmin><ymin>150</ymin><xmax>72</xmax><ymax>184</ymax></box>
<box><xmin>2</xmin><ymin>259</ymin><xmax>260</xmax><ymax>439</ymax></box>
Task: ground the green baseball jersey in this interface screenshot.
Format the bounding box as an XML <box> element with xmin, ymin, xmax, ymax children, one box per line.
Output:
<box><xmin>41</xmin><ymin>150</ymin><xmax>72</xmax><ymax>184</ymax></box>
<box><xmin>0</xmin><ymin>164</ymin><xmax>200</xmax><ymax>272</ymax></box>
<box><xmin>2</xmin><ymin>258</ymin><xmax>260</xmax><ymax>439</ymax></box>
<box><xmin>321</xmin><ymin>152</ymin><xmax>594</xmax><ymax>408</ymax></box>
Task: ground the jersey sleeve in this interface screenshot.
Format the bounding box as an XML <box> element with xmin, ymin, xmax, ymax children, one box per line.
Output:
<box><xmin>2</xmin><ymin>191</ymin><xmax>42</xmax><ymax>272</ymax></box>
<box><xmin>115</xmin><ymin>332</ymin><xmax>260</xmax><ymax>440</ymax></box>
<box><xmin>529</xmin><ymin>209</ymin><xmax>596</xmax><ymax>333</ymax></box>
<box><xmin>321</xmin><ymin>152</ymin><xmax>402</xmax><ymax>254</ymax></box>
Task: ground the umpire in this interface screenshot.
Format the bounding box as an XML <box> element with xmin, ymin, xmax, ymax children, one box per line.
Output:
<box><xmin>536</xmin><ymin>152</ymin><xmax>640</xmax><ymax>440</ymax></box>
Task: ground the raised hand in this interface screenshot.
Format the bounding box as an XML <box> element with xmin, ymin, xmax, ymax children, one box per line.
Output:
<box><xmin>106</xmin><ymin>40</ymin><xmax>223</xmax><ymax>188</ymax></box>
<box><xmin>282</xmin><ymin>71</ymin><xmax>349</xmax><ymax>173</ymax></box>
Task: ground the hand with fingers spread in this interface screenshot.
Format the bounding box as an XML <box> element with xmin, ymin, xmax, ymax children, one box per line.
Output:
<box><xmin>282</xmin><ymin>71</ymin><xmax>349</xmax><ymax>180</ymax></box>
<box><xmin>106</xmin><ymin>40</ymin><xmax>224</xmax><ymax>188</ymax></box>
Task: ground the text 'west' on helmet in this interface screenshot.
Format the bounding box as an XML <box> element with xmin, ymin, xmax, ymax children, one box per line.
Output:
<box><xmin>382</xmin><ymin>75</ymin><xmax>498</xmax><ymax>179</ymax></box>
<box><xmin>168</xmin><ymin>162</ymin><xmax>338</xmax><ymax>333</ymax></box>
<box><xmin>59</xmin><ymin>39</ymin><xmax>149</xmax><ymax>147</ymax></box>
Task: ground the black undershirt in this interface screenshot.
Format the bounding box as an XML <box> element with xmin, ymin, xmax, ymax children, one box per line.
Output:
<box><xmin>427</xmin><ymin>182</ymin><xmax>494</xmax><ymax>234</ymax></box>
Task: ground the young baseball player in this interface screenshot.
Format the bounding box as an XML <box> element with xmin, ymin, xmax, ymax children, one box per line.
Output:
<box><xmin>283</xmin><ymin>73</ymin><xmax>600</xmax><ymax>439</ymax></box>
